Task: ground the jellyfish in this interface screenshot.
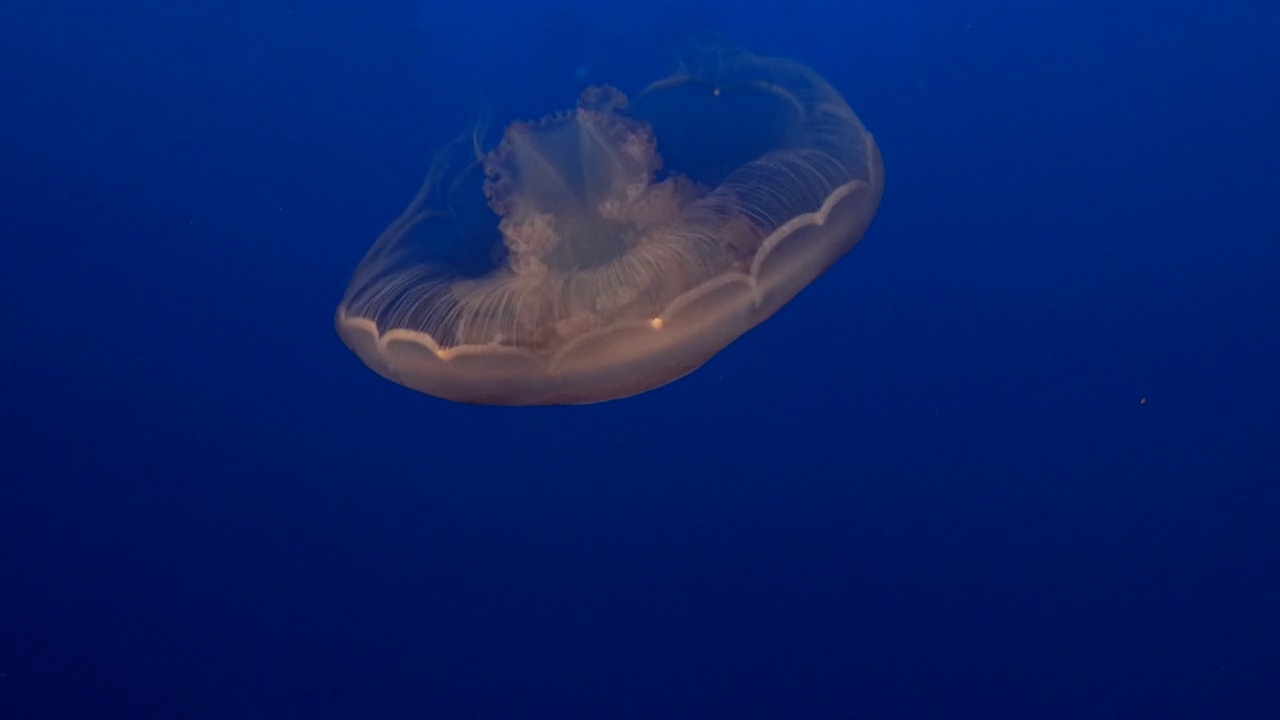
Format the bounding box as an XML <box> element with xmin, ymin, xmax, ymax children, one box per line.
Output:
<box><xmin>336</xmin><ymin>51</ymin><xmax>884</xmax><ymax>405</ymax></box>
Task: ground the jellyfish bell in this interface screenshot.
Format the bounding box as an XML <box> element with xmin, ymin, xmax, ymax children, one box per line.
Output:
<box><xmin>336</xmin><ymin>51</ymin><xmax>884</xmax><ymax>405</ymax></box>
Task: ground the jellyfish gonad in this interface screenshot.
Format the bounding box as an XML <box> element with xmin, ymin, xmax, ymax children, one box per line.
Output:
<box><xmin>336</xmin><ymin>51</ymin><xmax>884</xmax><ymax>405</ymax></box>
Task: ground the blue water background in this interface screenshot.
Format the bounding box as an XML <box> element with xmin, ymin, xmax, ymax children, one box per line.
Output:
<box><xmin>2</xmin><ymin>0</ymin><xmax>1276</xmax><ymax>716</ymax></box>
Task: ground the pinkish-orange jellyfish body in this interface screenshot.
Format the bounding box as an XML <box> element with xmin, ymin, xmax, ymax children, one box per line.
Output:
<box><xmin>336</xmin><ymin>52</ymin><xmax>884</xmax><ymax>405</ymax></box>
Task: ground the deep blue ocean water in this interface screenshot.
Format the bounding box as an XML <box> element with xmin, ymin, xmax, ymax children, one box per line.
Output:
<box><xmin>2</xmin><ymin>0</ymin><xmax>1276</xmax><ymax>716</ymax></box>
